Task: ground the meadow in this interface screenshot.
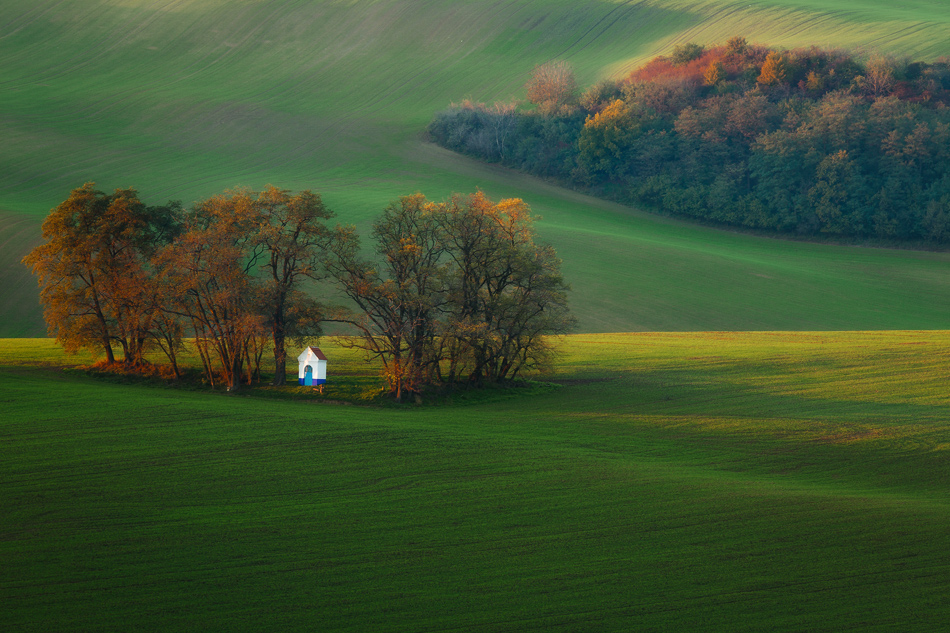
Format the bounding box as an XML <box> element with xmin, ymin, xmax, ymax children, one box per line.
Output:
<box><xmin>4</xmin><ymin>332</ymin><xmax>950</xmax><ymax>630</ymax></box>
<box><xmin>3</xmin><ymin>0</ymin><xmax>950</xmax><ymax>335</ymax></box>
<box><xmin>5</xmin><ymin>1</ymin><xmax>950</xmax><ymax>629</ymax></box>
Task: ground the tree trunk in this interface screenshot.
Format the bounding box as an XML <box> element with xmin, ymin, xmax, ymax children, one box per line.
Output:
<box><xmin>102</xmin><ymin>338</ymin><xmax>116</xmax><ymax>364</ymax></box>
<box><xmin>271</xmin><ymin>309</ymin><xmax>286</xmax><ymax>386</ymax></box>
<box><xmin>227</xmin><ymin>354</ymin><xmax>243</xmax><ymax>392</ymax></box>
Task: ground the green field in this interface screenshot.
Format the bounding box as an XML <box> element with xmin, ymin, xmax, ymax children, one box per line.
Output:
<box><xmin>4</xmin><ymin>332</ymin><xmax>950</xmax><ymax>630</ymax></box>
<box><xmin>3</xmin><ymin>0</ymin><xmax>950</xmax><ymax>335</ymax></box>
<box><xmin>5</xmin><ymin>2</ymin><xmax>950</xmax><ymax>629</ymax></box>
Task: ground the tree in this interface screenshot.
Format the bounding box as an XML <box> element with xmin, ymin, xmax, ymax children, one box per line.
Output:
<box><xmin>861</xmin><ymin>55</ymin><xmax>898</xmax><ymax>96</ymax></box>
<box><xmin>726</xmin><ymin>36</ymin><xmax>748</xmax><ymax>57</ymax></box>
<box><xmin>526</xmin><ymin>61</ymin><xmax>578</xmax><ymax>115</ymax></box>
<box><xmin>808</xmin><ymin>150</ymin><xmax>867</xmax><ymax>234</ymax></box>
<box><xmin>758</xmin><ymin>51</ymin><xmax>789</xmax><ymax>86</ymax></box>
<box><xmin>703</xmin><ymin>60</ymin><xmax>726</xmax><ymax>86</ymax></box>
<box><xmin>580</xmin><ymin>79</ymin><xmax>623</xmax><ymax>113</ymax></box>
<box><xmin>158</xmin><ymin>189</ymin><xmax>265</xmax><ymax>391</ymax></box>
<box><xmin>22</xmin><ymin>183</ymin><xmax>180</xmax><ymax>365</ymax></box>
<box><xmin>670</xmin><ymin>43</ymin><xmax>704</xmax><ymax>66</ymax></box>
<box><xmin>437</xmin><ymin>192</ymin><xmax>575</xmax><ymax>384</ymax></box>
<box><xmin>327</xmin><ymin>191</ymin><xmax>574</xmax><ymax>398</ymax></box>
<box><xmin>254</xmin><ymin>185</ymin><xmax>334</xmax><ymax>385</ymax></box>
<box><xmin>577</xmin><ymin>99</ymin><xmax>640</xmax><ymax>180</ymax></box>
<box><xmin>326</xmin><ymin>194</ymin><xmax>446</xmax><ymax>401</ymax></box>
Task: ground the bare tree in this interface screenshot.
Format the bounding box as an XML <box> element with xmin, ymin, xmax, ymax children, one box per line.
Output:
<box><xmin>526</xmin><ymin>61</ymin><xmax>578</xmax><ymax>115</ymax></box>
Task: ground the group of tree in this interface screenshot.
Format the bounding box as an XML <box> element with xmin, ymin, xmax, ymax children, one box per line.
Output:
<box><xmin>23</xmin><ymin>184</ymin><xmax>572</xmax><ymax>399</ymax></box>
<box><xmin>23</xmin><ymin>183</ymin><xmax>332</xmax><ymax>391</ymax></box>
<box><xmin>326</xmin><ymin>191</ymin><xmax>574</xmax><ymax>400</ymax></box>
<box><xmin>428</xmin><ymin>38</ymin><xmax>950</xmax><ymax>243</ymax></box>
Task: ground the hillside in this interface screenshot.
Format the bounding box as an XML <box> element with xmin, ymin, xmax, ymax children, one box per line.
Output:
<box><xmin>3</xmin><ymin>0</ymin><xmax>950</xmax><ymax>335</ymax></box>
<box><xmin>5</xmin><ymin>333</ymin><xmax>950</xmax><ymax>629</ymax></box>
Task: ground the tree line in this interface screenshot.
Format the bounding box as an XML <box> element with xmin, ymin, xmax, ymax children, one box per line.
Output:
<box><xmin>428</xmin><ymin>38</ymin><xmax>950</xmax><ymax>243</ymax></box>
<box><xmin>23</xmin><ymin>184</ymin><xmax>573</xmax><ymax>399</ymax></box>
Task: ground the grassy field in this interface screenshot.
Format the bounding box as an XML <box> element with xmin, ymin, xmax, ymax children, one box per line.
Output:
<box><xmin>3</xmin><ymin>0</ymin><xmax>950</xmax><ymax>335</ymax></box>
<box><xmin>5</xmin><ymin>4</ymin><xmax>950</xmax><ymax>627</ymax></box>
<box><xmin>3</xmin><ymin>332</ymin><xmax>950</xmax><ymax>630</ymax></box>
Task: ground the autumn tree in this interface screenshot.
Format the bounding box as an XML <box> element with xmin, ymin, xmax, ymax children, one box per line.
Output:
<box><xmin>22</xmin><ymin>183</ymin><xmax>180</xmax><ymax>365</ymax></box>
<box><xmin>437</xmin><ymin>192</ymin><xmax>575</xmax><ymax>384</ymax></box>
<box><xmin>758</xmin><ymin>51</ymin><xmax>789</xmax><ymax>86</ymax></box>
<box><xmin>703</xmin><ymin>60</ymin><xmax>726</xmax><ymax>86</ymax></box>
<box><xmin>325</xmin><ymin>194</ymin><xmax>446</xmax><ymax>401</ymax></box>
<box><xmin>577</xmin><ymin>99</ymin><xmax>640</xmax><ymax>180</ymax></box>
<box><xmin>860</xmin><ymin>55</ymin><xmax>898</xmax><ymax>96</ymax></box>
<box><xmin>526</xmin><ymin>61</ymin><xmax>578</xmax><ymax>115</ymax></box>
<box><xmin>254</xmin><ymin>185</ymin><xmax>334</xmax><ymax>385</ymax></box>
<box><xmin>158</xmin><ymin>189</ymin><xmax>265</xmax><ymax>391</ymax></box>
<box><xmin>327</xmin><ymin>191</ymin><xmax>574</xmax><ymax>398</ymax></box>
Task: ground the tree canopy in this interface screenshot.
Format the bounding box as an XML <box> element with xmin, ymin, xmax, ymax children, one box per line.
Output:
<box><xmin>25</xmin><ymin>184</ymin><xmax>571</xmax><ymax>398</ymax></box>
<box><xmin>327</xmin><ymin>191</ymin><xmax>574</xmax><ymax>400</ymax></box>
<box><xmin>22</xmin><ymin>183</ymin><xmax>180</xmax><ymax>365</ymax></box>
<box><xmin>429</xmin><ymin>40</ymin><xmax>950</xmax><ymax>244</ymax></box>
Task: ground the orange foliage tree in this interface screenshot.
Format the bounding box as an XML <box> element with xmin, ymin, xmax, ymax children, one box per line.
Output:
<box><xmin>157</xmin><ymin>189</ymin><xmax>266</xmax><ymax>391</ymax></box>
<box><xmin>758</xmin><ymin>51</ymin><xmax>789</xmax><ymax>86</ymax></box>
<box><xmin>325</xmin><ymin>194</ymin><xmax>445</xmax><ymax>401</ymax></box>
<box><xmin>326</xmin><ymin>191</ymin><xmax>574</xmax><ymax>399</ymax></box>
<box><xmin>437</xmin><ymin>192</ymin><xmax>575</xmax><ymax>385</ymax></box>
<box><xmin>526</xmin><ymin>61</ymin><xmax>578</xmax><ymax>115</ymax></box>
<box><xmin>22</xmin><ymin>183</ymin><xmax>180</xmax><ymax>366</ymax></box>
<box><xmin>577</xmin><ymin>99</ymin><xmax>641</xmax><ymax>179</ymax></box>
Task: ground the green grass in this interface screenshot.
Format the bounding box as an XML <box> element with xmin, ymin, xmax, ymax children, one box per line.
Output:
<box><xmin>4</xmin><ymin>332</ymin><xmax>950</xmax><ymax>630</ymax></box>
<box><xmin>6</xmin><ymin>5</ymin><xmax>950</xmax><ymax>628</ymax></box>
<box><xmin>3</xmin><ymin>0</ymin><xmax>950</xmax><ymax>336</ymax></box>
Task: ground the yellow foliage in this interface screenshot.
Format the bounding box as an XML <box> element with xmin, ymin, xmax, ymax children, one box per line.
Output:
<box><xmin>703</xmin><ymin>61</ymin><xmax>725</xmax><ymax>86</ymax></box>
<box><xmin>758</xmin><ymin>51</ymin><xmax>788</xmax><ymax>86</ymax></box>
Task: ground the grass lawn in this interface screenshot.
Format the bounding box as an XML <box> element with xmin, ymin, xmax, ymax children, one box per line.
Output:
<box><xmin>3</xmin><ymin>332</ymin><xmax>950</xmax><ymax>630</ymax></box>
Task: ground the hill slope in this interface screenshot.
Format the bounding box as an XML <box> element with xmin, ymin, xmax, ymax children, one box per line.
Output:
<box><xmin>4</xmin><ymin>333</ymin><xmax>950</xmax><ymax>630</ymax></box>
<box><xmin>3</xmin><ymin>0</ymin><xmax>950</xmax><ymax>335</ymax></box>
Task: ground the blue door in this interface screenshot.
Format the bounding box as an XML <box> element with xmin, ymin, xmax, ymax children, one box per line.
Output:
<box><xmin>304</xmin><ymin>365</ymin><xmax>313</xmax><ymax>386</ymax></box>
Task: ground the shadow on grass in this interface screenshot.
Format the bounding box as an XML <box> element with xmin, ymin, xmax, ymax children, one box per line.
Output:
<box><xmin>51</xmin><ymin>361</ymin><xmax>563</xmax><ymax>408</ymax></box>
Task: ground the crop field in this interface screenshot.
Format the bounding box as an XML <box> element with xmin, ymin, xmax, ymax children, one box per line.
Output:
<box><xmin>5</xmin><ymin>2</ymin><xmax>950</xmax><ymax>629</ymax></box>
<box><xmin>4</xmin><ymin>332</ymin><xmax>950</xmax><ymax>630</ymax></box>
<box><xmin>3</xmin><ymin>0</ymin><xmax>950</xmax><ymax>335</ymax></box>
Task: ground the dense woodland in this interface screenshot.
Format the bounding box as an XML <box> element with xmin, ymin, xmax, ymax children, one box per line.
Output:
<box><xmin>429</xmin><ymin>38</ymin><xmax>950</xmax><ymax>242</ymax></box>
<box><xmin>23</xmin><ymin>185</ymin><xmax>572</xmax><ymax>399</ymax></box>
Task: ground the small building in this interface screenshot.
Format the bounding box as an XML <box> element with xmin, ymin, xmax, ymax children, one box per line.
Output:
<box><xmin>297</xmin><ymin>347</ymin><xmax>327</xmax><ymax>387</ymax></box>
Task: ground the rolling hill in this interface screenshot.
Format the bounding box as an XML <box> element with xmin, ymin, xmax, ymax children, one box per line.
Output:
<box><xmin>3</xmin><ymin>0</ymin><xmax>950</xmax><ymax>335</ymax></box>
<box><xmin>4</xmin><ymin>332</ymin><xmax>950</xmax><ymax>630</ymax></box>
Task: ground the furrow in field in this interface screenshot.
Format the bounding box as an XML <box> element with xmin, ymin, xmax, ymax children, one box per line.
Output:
<box><xmin>0</xmin><ymin>0</ymin><xmax>70</xmax><ymax>44</ymax></box>
<box><xmin>546</xmin><ymin>0</ymin><xmax>646</xmax><ymax>61</ymax></box>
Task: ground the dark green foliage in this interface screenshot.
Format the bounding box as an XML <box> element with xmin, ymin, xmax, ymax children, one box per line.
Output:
<box><xmin>429</xmin><ymin>41</ymin><xmax>950</xmax><ymax>243</ymax></box>
<box><xmin>670</xmin><ymin>42</ymin><xmax>704</xmax><ymax>65</ymax></box>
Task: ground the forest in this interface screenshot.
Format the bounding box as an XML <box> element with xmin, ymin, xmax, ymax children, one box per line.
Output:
<box><xmin>428</xmin><ymin>38</ymin><xmax>950</xmax><ymax>243</ymax></box>
<box><xmin>22</xmin><ymin>185</ymin><xmax>572</xmax><ymax>400</ymax></box>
